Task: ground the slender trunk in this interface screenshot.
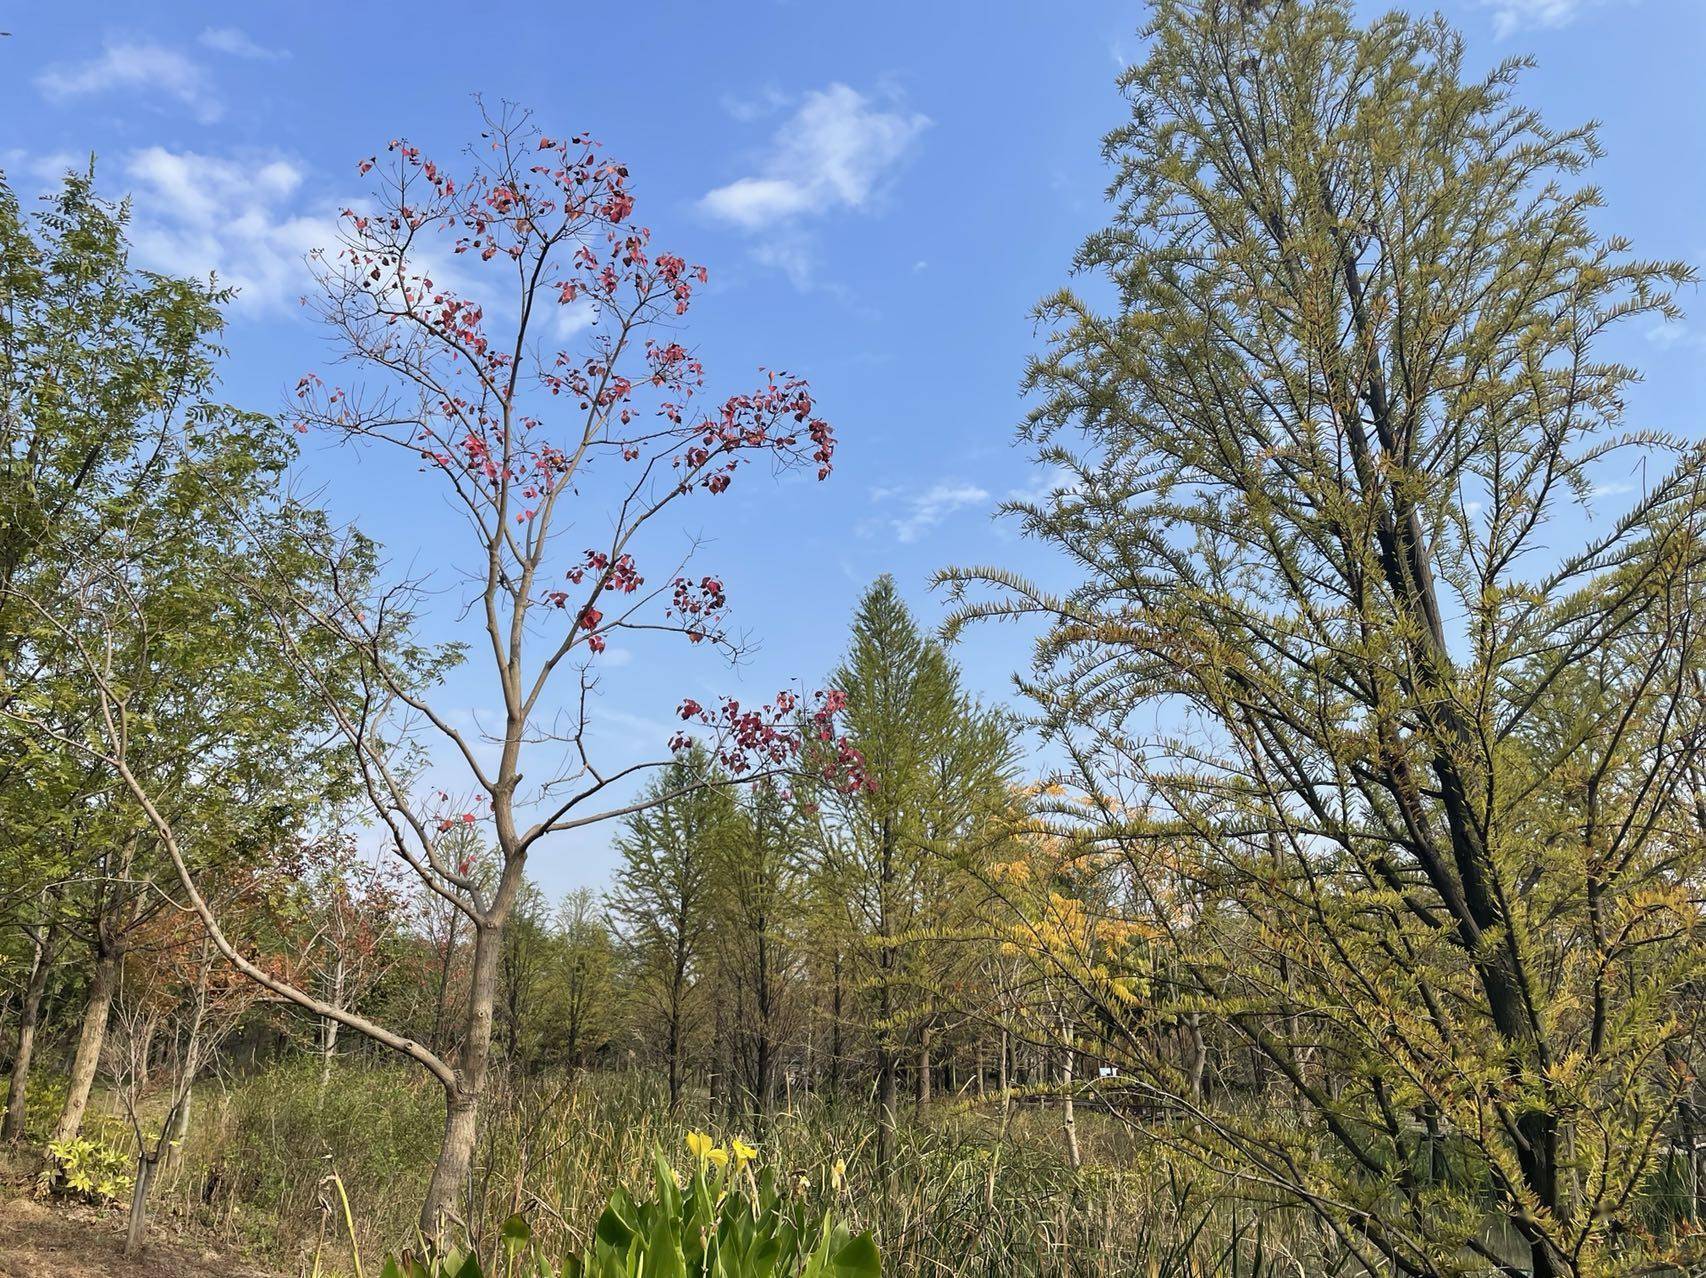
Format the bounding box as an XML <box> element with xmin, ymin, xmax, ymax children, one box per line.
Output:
<box><xmin>3</xmin><ymin>922</ymin><xmax>56</xmax><ymax>1141</ymax></box>
<box><xmin>876</xmin><ymin>1008</ymin><xmax>896</xmax><ymax>1183</ymax></box>
<box><xmin>1059</xmin><ymin>1012</ymin><xmax>1081</xmax><ymax>1171</ymax></box>
<box><xmin>916</xmin><ymin>1022</ymin><xmax>932</xmax><ymax>1118</ymax></box>
<box><xmin>875</xmin><ymin>819</ymin><xmax>897</xmax><ymax>1185</ymax></box>
<box><xmin>754</xmin><ymin>909</ymin><xmax>774</xmax><ymax>1127</ymax></box>
<box><xmin>419</xmin><ymin>913</ymin><xmax>505</xmax><ymax>1234</ymax></box>
<box><xmin>319</xmin><ymin>955</ymin><xmax>346</xmax><ymax>1088</ymax></box>
<box><xmin>666</xmin><ymin>984</ymin><xmax>684</xmax><ymax>1111</ymax></box>
<box><xmin>123</xmin><ymin>1152</ymin><xmax>156</xmax><ymax>1257</ymax></box>
<box><xmin>666</xmin><ymin>901</ymin><xmax>689</xmax><ymax>1110</ymax></box>
<box><xmin>1185</xmin><ymin>1011</ymin><xmax>1207</xmax><ymax>1100</ymax></box>
<box><xmin>160</xmin><ymin>1082</ymin><xmax>194</xmax><ymax>1178</ymax></box>
<box><xmin>828</xmin><ymin>957</ymin><xmax>843</xmax><ymax>1106</ymax></box>
<box><xmin>429</xmin><ymin>909</ymin><xmax>460</xmax><ymax>1057</ymax></box>
<box><xmin>54</xmin><ymin>947</ymin><xmax>119</xmax><ymax>1144</ymax></box>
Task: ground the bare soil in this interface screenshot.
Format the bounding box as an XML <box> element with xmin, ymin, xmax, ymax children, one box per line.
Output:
<box><xmin>0</xmin><ymin>1153</ymin><xmax>280</xmax><ymax>1278</ymax></box>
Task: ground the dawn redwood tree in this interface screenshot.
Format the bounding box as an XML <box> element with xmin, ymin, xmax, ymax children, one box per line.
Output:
<box><xmin>547</xmin><ymin>886</ymin><xmax>615</xmax><ymax>1069</ymax></box>
<box><xmin>710</xmin><ymin>779</ymin><xmax>808</xmax><ymax>1125</ymax></box>
<box><xmin>608</xmin><ymin>747</ymin><xmax>732</xmax><ymax>1109</ymax></box>
<box><xmin>110</xmin><ymin>105</ymin><xmax>859</xmax><ymax>1232</ymax></box>
<box><xmin>944</xmin><ymin>2</ymin><xmax>1705</xmax><ymax>1273</ymax></box>
<box><xmin>811</xmin><ymin>577</ymin><xmax>1016</xmax><ymax>1178</ymax></box>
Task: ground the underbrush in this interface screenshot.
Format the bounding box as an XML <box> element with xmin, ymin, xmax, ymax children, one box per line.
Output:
<box><xmin>99</xmin><ymin>1060</ymin><xmax>1345</xmax><ymax>1277</ymax></box>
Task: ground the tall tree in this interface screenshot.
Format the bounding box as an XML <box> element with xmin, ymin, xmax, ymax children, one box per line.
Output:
<box><xmin>812</xmin><ymin>577</ymin><xmax>1017</xmax><ymax>1177</ymax></box>
<box><xmin>547</xmin><ymin>887</ymin><xmax>616</xmax><ymax>1070</ymax></box>
<box><xmin>607</xmin><ymin>748</ymin><xmax>731</xmax><ymax>1109</ymax></box>
<box><xmin>37</xmin><ymin>108</ymin><xmax>857</xmax><ymax>1233</ymax></box>
<box><xmin>945</xmin><ymin>3</ymin><xmax>1705</xmax><ymax>1274</ymax></box>
<box><xmin>711</xmin><ymin>779</ymin><xmax>807</xmax><ymax>1126</ymax></box>
<box><xmin>0</xmin><ymin>167</ymin><xmax>360</xmax><ymax>1144</ymax></box>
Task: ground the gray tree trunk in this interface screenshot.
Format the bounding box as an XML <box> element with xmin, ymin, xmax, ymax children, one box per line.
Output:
<box><xmin>418</xmin><ymin>912</ymin><xmax>505</xmax><ymax>1234</ymax></box>
<box><xmin>3</xmin><ymin>922</ymin><xmax>56</xmax><ymax>1141</ymax></box>
<box><xmin>54</xmin><ymin>947</ymin><xmax>119</xmax><ymax>1144</ymax></box>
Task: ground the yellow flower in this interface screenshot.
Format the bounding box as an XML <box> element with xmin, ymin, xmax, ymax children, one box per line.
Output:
<box><xmin>706</xmin><ymin>1146</ymin><xmax>730</xmax><ymax>1168</ymax></box>
<box><xmin>685</xmin><ymin>1130</ymin><xmax>715</xmax><ymax>1161</ymax></box>
<box><xmin>830</xmin><ymin>1157</ymin><xmax>846</xmax><ymax>1192</ymax></box>
<box><xmin>730</xmin><ymin>1138</ymin><xmax>758</xmax><ymax>1169</ymax></box>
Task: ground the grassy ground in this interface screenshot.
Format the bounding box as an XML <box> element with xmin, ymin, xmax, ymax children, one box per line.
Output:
<box><xmin>17</xmin><ymin>1062</ymin><xmax>1349</xmax><ymax>1278</ymax></box>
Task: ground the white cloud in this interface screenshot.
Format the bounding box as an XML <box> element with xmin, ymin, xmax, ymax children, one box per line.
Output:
<box><xmin>702</xmin><ymin>85</ymin><xmax>929</xmax><ymax>229</ymax></box>
<box><xmin>199</xmin><ymin>26</ymin><xmax>287</xmax><ymax>61</ymax></box>
<box><xmin>1587</xmin><ymin>481</ymin><xmax>1636</xmax><ymax>502</ymax></box>
<box><xmin>1646</xmin><ymin>319</ymin><xmax>1706</xmax><ymax>353</ymax></box>
<box><xmin>120</xmin><ymin>147</ymin><xmax>339</xmax><ymax>314</ymax></box>
<box><xmin>720</xmin><ymin>87</ymin><xmax>791</xmax><ymax>124</ymax></box>
<box><xmin>1</xmin><ymin>149</ymin><xmax>83</xmax><ymax>185</ymax></box>
<box><xmin>36</xmin><ymin>40</ymin><xmax>222</xmax><ymax>123</ymax></box>
<box><xmin>700</xmin><ymin>83</ymin><xmax>929</xmax><ymax>286</ymax></box>
<box><xmin>553</xmin><ymin>295</ymin><xmax>599</xmax><ymax>340</ymax></box>
<box><xmin>882</xmin><ymin>481</ymin><xmax>990</xmax><ymax>544</ymax></box>
<box><xmin>1008</xmin><ymin>466</ymin><xmax>1074</xmax><ymax>508</ymax></box>
<box><xmin>1475</xmin><ymin>0</ymin><xmax>1617</xmax><ymax>37</ymax></box>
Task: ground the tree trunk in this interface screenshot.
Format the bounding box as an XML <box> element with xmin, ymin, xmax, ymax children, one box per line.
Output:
<box><xmin>1185</xmin><ymin>1011</ymin><xmax>1207</xmax><ymax>1099</ymax></box>
<box><xmin>666</xmin><ymin>996</ymin><xmax>683</xmax><ymax>1111</ymax></box>
<box><xmin>3</xmin><ymin>922</ymin><xmax>56</xmax><ymax>1141</ymax></box>
<box><xmin>874</xmin><ymin>819</ymin><xmax>897</xmax><ymax>1185</ymax></box>
<box><xmin>319</xmin><ymin>954</ymin><xmax>345</xmax><ymax>1088</ymax></box>
<box><xmin>163</xmin><ymin>1082</ymin><xmax>193</xmax><ymax>1175</ymax></box>
<box><xmin>418</xmin><ymin>915</ymin><xmax>504</xmax><ymax>1235</ymax></box>
<box><xmin>916</xmin><ymin>1022</ymin><xmax>933</xmax><ymax>1117</ymax></box>
<box><xmin>54</xmin><ymin>947</ymin><xmax>119</xmax><ymax>1144</ymax></box>
<box><xmin>876</xmin><ymin>1026</ymin><xmax>896</xmax><ymax>1185</ymax></box>
<box><xmin>827</xmin><ymin>957</ymin><xmax>843</xmax><ymax>1106</ymax></box>
<box><xmin>123</xmin><ymin>1152</ymin><xmax>156</xmax><ymax>1258</ymax></box>
<box><xmin>421</xmin><ymin>1093</ymin><xmax>479</xmax><ymax>1238</ymax></box>
<box><xmin>1059</xmin><ymin>1013</ymin><xmax>1081</xmax><ymax>1171</ymax></box>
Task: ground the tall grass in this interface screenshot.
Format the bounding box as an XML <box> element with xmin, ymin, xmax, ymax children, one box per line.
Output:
<box><xmin>154</xmin><ymin>1060</ymin><xmax>1352</xmax><ymax>1277</ymax></box>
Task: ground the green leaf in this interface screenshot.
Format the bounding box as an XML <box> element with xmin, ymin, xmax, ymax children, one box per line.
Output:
<box><xmin>830</xmin><ymin>1233</ymin><xmax>879</xmax><ymax>1278</ymax></box>
<box><xmin>501</xmin><ymin>1213</ymin><xmax>532</xmax><ymax>1257</ymax></box>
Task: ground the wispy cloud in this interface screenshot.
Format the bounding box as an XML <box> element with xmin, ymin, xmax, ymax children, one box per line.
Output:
<box><xmin>1475</xmin><ymin>0</ymin><xmax>1617</xmax><ymax>38</ymax></box>
<box><xmin>1</xmin><ymin>149</ymin><xmax>84</xmax><ymax>185</ymax></box>
<box><xmin>199</xmin><ymin>26</ymin><xmax>288</xmax><ymax>61</ymax></box>
<box><xmin>700</xmin><ymin>84</ymin><xmax>929</xmax><ymax>287</ymax></box>
<box><xmin>873</xmin><ymin>481</ymin><xmax>991</xmax><ymax>544</ymax></box>
<box><xmin>120</xmin><ymin>147</ymin><xmax>339</xmax><ymax>314</ymax></box>
<box><xmin>1646</xmin><ymin>318</ymin><xmax>1706</xmax><ymax>353</ymax></box>
<box><xmin>36</xmin><ymin>40</ymin><xmax>222</xmax><ymax>123</ymax></box>
<box><xmin>720</xmin><ymin>86</ymin><xmax>791</xmax><ymax>124</ymax></box>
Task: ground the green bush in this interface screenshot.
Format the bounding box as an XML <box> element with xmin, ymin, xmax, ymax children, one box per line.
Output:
<box><xmin>40</xmin><ymin>1135</ymin><xmax>135</xmax><ymax>1205</ymax></box>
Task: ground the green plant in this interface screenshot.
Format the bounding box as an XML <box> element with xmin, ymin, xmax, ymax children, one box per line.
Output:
<box><xmin>40</xmin><ymin>1135</ymin><xmax>135</xmax><ymax>1205</ymax></box>
<box><xmin>379</xmin><ymin>1136</ymin><xmax>879</xmax><ymax>1278</ymax></box>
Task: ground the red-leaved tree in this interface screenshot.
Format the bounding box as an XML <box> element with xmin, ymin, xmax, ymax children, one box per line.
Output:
<box><xmin>117</xmin><ymin>104</ymin><xmax>863</xmax><ymax>1231</ymax></box>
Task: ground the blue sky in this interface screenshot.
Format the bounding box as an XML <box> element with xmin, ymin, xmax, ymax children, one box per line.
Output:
<box><xmin>6</xmin><ymin>0</ymin><xmax>1704</xmax><ymax>894</ymax></box>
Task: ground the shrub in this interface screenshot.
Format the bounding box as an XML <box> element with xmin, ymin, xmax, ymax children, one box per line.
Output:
<box><xmin>40</xmin><ymin>1135</ymin><xmax>135</xmax><ymax>1206</ymax></box>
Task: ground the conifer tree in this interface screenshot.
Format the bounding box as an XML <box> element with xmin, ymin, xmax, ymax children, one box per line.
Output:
<box><xmin>812</xmin><ymin>576</ymin><xmax>1017</xmax><ymax>1177</ymax></box>
<box><xmin>607</xmin><ymin>747</ymin><xmax>734</xmax><ymax>1108</ymax></box>
<box><xmin>946</xmin><ymin>2</ymin><xmax>1705</xmax><ymax>1273</ymax></box>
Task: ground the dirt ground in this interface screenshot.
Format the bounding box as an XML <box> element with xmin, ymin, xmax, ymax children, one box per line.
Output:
<box><xmin>0</xmin><ymin>1151</ymin><xmax>279</xmax><ymax>1278</ymax></box>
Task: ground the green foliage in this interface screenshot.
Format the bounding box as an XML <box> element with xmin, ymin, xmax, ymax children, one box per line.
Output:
<box><xmin>40</xmin><ymin>1134</ymin><xmax>135</xmax><ymax>1205</ymax></box>
<box><xmin>378</xmin><ymin>1142</ymin><xmax>879</xmax><ymax>1278</ymax></box>
<box><xmin>941</xmin><ymin>1</ymin><xmax>1706</xmax><ymax>1274</ymax></box>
